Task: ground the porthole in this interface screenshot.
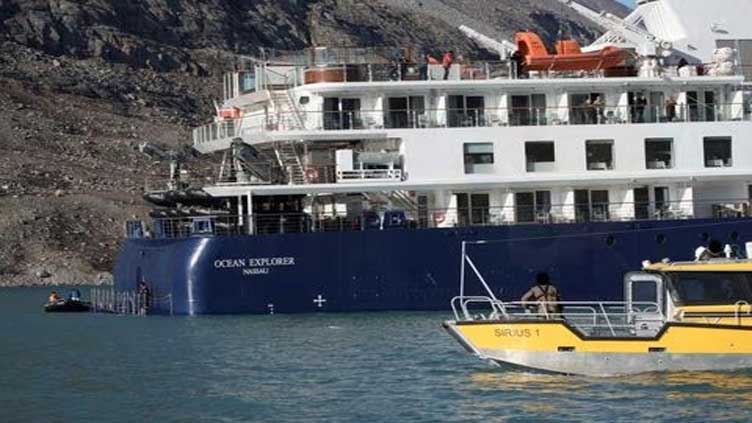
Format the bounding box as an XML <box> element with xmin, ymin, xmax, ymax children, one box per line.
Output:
<box><xmin>656</xmin><ymin>234</ymin><xmax>666</xmax><ymax>244</ymax></box>
<box><xmin>605</xmin><ymin>235</ymin><xmax>616</xmax><ymax>247</ymax></box>
<box><xmin>700</xmin><ymin>232</ymin><xmax>710</xmax><ymax>242</ymax></box>
<box><xmin>731</xmin><ymin>231</ymin><xmax>739</xmax><ymax>242</ymax></box>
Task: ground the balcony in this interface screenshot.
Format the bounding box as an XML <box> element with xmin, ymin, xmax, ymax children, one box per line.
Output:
<box><xmin>192</xmin><ymin>102</ymin><xmax>749</xmax><ymax>152</ymax></box>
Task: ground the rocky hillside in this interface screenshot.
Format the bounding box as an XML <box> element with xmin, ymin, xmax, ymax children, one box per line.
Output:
<box><xmin>0</xmin><ymin>0</ymin><xmax>629</xmax><ymax>286</ymax></box>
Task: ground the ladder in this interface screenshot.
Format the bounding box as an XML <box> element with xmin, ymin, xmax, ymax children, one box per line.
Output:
<box><xmin>274</xmin><ymin>141</ymin><xmax>306</xmax><ymax>185</ymax></box>
<box><xmin>270</xmin><ymin>90</ymin><xmax>305</xmax><ymax>131</ymax></box>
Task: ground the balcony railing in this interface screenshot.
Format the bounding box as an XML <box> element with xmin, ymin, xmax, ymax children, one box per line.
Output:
<box><xmin>336</xmin><ymin>169</ymin><xmax>403</xmax><ymax>183</ymax></box>
<box><xmin>130</xmin><ymin>199</ymin><xmax>752</xmax><ymax>239</ymax></box>
<box><xmin>193</xmin><ymin>102</ymin><xmax>750</xmax><ymax>146</ymax></box>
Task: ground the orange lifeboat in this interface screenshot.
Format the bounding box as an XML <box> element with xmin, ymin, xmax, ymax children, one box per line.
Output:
<box><xmin>515</xmin><ymin>32</ymin><xmax>626</xmax><ymax>72</ymax></box>
<box><xmin>218</xmin><ymin>107</ymin><xmax>242</xmax><ymax>119</ymax></box>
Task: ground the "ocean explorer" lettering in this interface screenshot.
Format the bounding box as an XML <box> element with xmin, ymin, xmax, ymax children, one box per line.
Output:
<box><xmin>213</xmin><ymin>257</ymin><xmax>295</xmax><ymax>268</ymax></box>
<box><xmin>213</xmin><ymin>257</ymin><xmax>295</xmax><ymax>276</ymax></box>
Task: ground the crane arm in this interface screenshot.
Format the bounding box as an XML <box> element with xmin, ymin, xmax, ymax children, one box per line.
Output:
<box><xmin>458</xmin><ymin>25</ymin><xmax>517</xmax><ymax>58</ymax></box>
<box><xmin>556</xmin><ymin>0</ymin><xmax>671</xmax><ymax>56</ymax></box>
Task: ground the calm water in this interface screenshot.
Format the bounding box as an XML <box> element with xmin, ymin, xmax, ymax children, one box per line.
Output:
<box><xmin>2</xmin><ymin>288</ymin><xmax>752</xmax><ymax>422</ymax></box>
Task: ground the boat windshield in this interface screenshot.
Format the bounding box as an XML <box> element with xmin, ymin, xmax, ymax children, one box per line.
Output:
<box><xmin>667</xmin><ymin>272</ymin><xmax>752</xmax><ymax>306</ymax></box>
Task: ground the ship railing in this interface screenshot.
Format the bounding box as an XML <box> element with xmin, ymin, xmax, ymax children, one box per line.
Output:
<box><xmin>451</xmin><ymin>296</ymin><xmax>664</xmax><ymax>337</ymax></box>
<box><xmin>192</xmin><ymin>102</ymin><xmax>750</xmax><ymax>146</ymax></box>
<box><xmin>136</xmin><ymin>198</ymin><xmax>752</xmax><ymax>239</ymax></box>
<box><xmin>90</xmin><ymin>288</ymin><xmax>174</xmax><ymax>316</ymax></box>
<box><xmin>234</xmin><ymin>46</ymin><xmax>747</xmax><ymax>81</ymax></box>
<box><xmin>143</xmin><ymin>176</ymin><xmax>216</xmax><ymax>193</ymax></box>
<box><xmin>336</xmin><ymin>169</ymin><xmax>403</xmax><ymax>182</ymax></box>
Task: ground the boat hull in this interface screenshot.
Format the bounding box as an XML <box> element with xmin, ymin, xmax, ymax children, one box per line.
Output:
<box><xmin>112</xmin><ymin>217</ymin><xmax>752</xmax><ymax>315</ymax></box>
<box><xmin>444</xmin><ymin>320</ymin><xmax>752</xmax><ymax>377</ymax></box>
<box><xmin>44</xmin><ymin>301</ymin><xmax>91</xmax><ymax>313</ymax></box>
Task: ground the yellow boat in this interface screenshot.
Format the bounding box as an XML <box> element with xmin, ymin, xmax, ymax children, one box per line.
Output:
<box><xmin>443</xmin><ymin>242</ymin><xmax>752</xmax><ymax>377</ymax></box>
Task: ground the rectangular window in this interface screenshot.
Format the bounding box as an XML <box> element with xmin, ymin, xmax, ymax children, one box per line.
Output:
<box><xmin>463</xmin><ymin>143</ymin><xmax>494</xmax><ymax>174</ymax></box>
<box><xmin>323</xmin><ymin>97</ymin><xmax>362</xmax><ymax>130</ymax></box>
<box><xmin>645</xmin><ymin>138</ymin><xmax>673</xmax><ymax>169</ymax></box>
<box><xmin>515</xmin><ymin>192</ymin><xmax>552</xmax><ymax>223</ymax></box>
<box><xmin>510</xmin><ymin>94</ymin><xmax>546</xmax><ymax>126</ymax></box>
<box><xmin>574</xmin><ymin>189</ymin><xmax>610</xmax><ymax>222</ymax></box>
<box><xmin>569</xmin><ymin>93</ymin><xmax>605</xmax><ymax>125</ymax></box>
<box><xmin>385</xmin><ymin>96</ymin><xmax>425</xmax><ymax>128</ymax></box>
<box><xmin>703</xmin><ymin>136</ymin><xmax>732</xmax><ymax>167</ymax></box>
<box><xmin>586</xmin><ymin>140</ymin><xmax>614</xmax><ymax>170</ymax></box>
<box><xmin>525</xmin><ymin>141</ymin><xmax>555</xmax><ymax>172</ymax></box>
<box><xmin>456</xmin><ymin>193</ymin><xmax>490</xmax><ymax>225</ymax></box>
<box><xmin>629</xmin><ymin>91</ymin><xmax>664</xmax><ymax>123</ymax></box>
<box><xmin>240</xmin><ymin>72</ymin><xmax>256</xmax><ymax>93</ymax></box>
<box><xmin>448</xmin><ymin>95</ymin><xmax>485</xmax><ymax>127</ymax></box>
<box><xmin>655</xmin><ymin>187</ymin><xmax>669</xmax><ymax>215</ymax></box>
<box><xmin>515</xmin><ymin>192</ymin><xmax>535</xmax><ymax>223</ymax></box>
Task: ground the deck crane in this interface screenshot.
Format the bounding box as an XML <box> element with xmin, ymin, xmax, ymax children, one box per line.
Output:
<box><xmin>556</xmin><ymin>0</ymin><xmax>672</xmax><ymax>57</ymax></box>
<box><xmin>458</xmin><ymin>25</ymin><xmax>518</xmax><ymax>59</ymax></box>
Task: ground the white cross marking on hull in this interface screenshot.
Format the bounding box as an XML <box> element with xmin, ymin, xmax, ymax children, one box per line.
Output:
<box><xmin>313</xmin><ymin>294</ymin><xmax>327</xmax><ymax>308</ymax></box>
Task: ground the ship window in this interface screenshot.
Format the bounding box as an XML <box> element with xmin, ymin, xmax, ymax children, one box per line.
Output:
<box><xmin>463</xmin><ymin>143</ymin><xmax>494</xmax><ymax>174</ymax></box>
<box><xmin>586</xmin><ymin>140</ymin><xmax>614</xmax><ymax>170</ymax></box>
<box><xmin>385</xmin><ymin>96</ymin><xmax>425</xmax><ymax>129</ymax></box>
<box><xmin>686</xmin><ymin>90</ymin><xmax>718</xmax><ymax>122</ymax></box>
<box><xmin>525</xmin><ymin>141</ymin><xmax>555</xmax><ymax>172</ymax></box>
<box><xmin>703</xmin><ymin>137</ymin><xmax>732</xmax><ymax>167</ymax></box>
<box><xmin>654</xmin><ymin>187</ymin><xmax>669</xmax><ymax>215</ymax></box>
<box><xmin>509</xmin><ymin>94</ymin><xmax>546</xmax><ymax>126</ymax></box>
<box><xmin>240</xmin><ymin>71</ymin><xmax>256</xmax><ymax>93</ymax></box>
<box><xmin>448</xmin><ymin>95</ymin><xmax>485</xmax><ymax>127</ymax></box>
<box><xmin>515</xmin><ymin>191</ymin><xmax>551</xmax><ymax>223</ymax></box>
<box><xmin>645</xmin><ymin>138</ymin><xmax>673</xmax><ymax>169</ymax></box>
<box><xmin>569</xmin><ymin>93</ymin><xmax>605</xmax><ymax>125</ymax></box>
<box><xmin>456</xmin><ymin>193</ymin><xmax>490</xmax><ymax>226</ymax></box>
<box><xmin>628</xmin><ymin>91</ymin><xmax>664</xmax><ymax>123</ymax></box>
<box><xmin>323</xmin><ymin>97</ymin><xmax>362</xmax><ymax>130</ymax></box>
<box><xmin>574</xmin><ymin>189</ymin><xmax>610</xmax><ymax>222</ymax></box>
<box><xmin>668</xmin><ymin>272</ymin><xmax>752</xmax><ymax>306</ymax></box>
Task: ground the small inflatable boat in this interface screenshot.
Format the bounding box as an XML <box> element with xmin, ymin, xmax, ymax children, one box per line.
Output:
<box><xmin>44</xmin><ymin>300</ymin><xmax>91</xmax><ymax>313</ymax></box>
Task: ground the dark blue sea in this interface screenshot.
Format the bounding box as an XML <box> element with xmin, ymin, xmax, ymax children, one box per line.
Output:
<box><xmin>3</xmin><ymin>287</ymin><xmax>752</xmax><ymax>422</ymax></box>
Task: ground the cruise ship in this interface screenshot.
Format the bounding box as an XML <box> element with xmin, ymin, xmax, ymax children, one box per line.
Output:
<box><xmin>114</xmin><ymin>0</ymin><xmax>752</xmax><ymax>314</ymax></box>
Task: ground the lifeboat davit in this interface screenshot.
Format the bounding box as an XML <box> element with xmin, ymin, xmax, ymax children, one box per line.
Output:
<box><xmin>515</xmin><ymin>32</ymin><xmax>627</xmax><ymax>72</ymax></box>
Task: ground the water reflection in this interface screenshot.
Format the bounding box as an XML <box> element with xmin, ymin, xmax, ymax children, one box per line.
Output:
<box><xmin>463</xmin><ymin>368</ymin><xmax>752</xmax><ymax>421</ymax></box>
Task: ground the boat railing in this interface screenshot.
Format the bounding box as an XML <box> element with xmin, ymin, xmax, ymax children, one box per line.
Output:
<box><xmin>735</xmin><ymin>300</ymin><xmax>752</xmax><ymax>325</ymax></box>
<box><xmin>234</xmin><ymin>46</ymin><xmax>748</xmax><ymax>83</ymax></box>
<box><xmin>130</xmin><ymin>197</ymin><xmax>752</xmax><ymax>239</ymax></box>
<box><xmin>193</xmin><ymin>101</ymin><xmax>750</xmax><ymax>145</ymax></box>
<box><xmin>90</xmin><ymin>287</ymin><xmax>173</xmax><ymax>316</ymax></box>
<box><xmin>451</xmin><ymin>296</ymin><xmax>664</xmax><ymax>337</ymax></box>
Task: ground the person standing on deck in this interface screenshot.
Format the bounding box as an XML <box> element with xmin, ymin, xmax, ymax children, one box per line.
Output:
<box><xmin>442</xmin><ymin>50</ymin><xmax>454</xmax><ymax>80</ymax></box>
<box><xmin>521</xmin><ymin>272</ymin><xmax>561</xmax><ymax>317</ymax></box>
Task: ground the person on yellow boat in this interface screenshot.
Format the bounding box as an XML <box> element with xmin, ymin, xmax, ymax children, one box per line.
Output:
<box><xmin>521</xmin><ymin>272</ymin><xmax>561</xmax><ymax>317</ymax></box>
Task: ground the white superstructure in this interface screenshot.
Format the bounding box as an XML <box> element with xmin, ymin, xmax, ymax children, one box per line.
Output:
<box><xmin>186</xmin><ymin>1</ymin><xmax>752</xmax><ymax>232</ymax></box>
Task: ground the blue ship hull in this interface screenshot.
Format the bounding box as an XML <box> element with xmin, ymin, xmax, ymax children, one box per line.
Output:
<box><xmin>113</xmin><ymin>218</ymin><xmax>752</xmax><ymax>314</ymax></box>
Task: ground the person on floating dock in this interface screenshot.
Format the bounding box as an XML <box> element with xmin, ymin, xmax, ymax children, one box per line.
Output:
<box><xmin>137</xmin><ymin>281</ymin><xmax>152</xmax><ymax>315</ymax></box>
<box><xmin>520</xmin><ymin>272</ymin><xmax>561</xmax><ymax>317</ymax></box>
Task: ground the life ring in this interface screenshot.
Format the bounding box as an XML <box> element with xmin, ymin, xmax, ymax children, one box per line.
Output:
<box><xmin>433</xmin><ymin>212</ymin><xmax>446</xmax><ymax>224</ymax></box>
<box><xmin>305</xmin><ymin>167</ymin><xmax>319</xmax><ymax>182</ymax></box>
